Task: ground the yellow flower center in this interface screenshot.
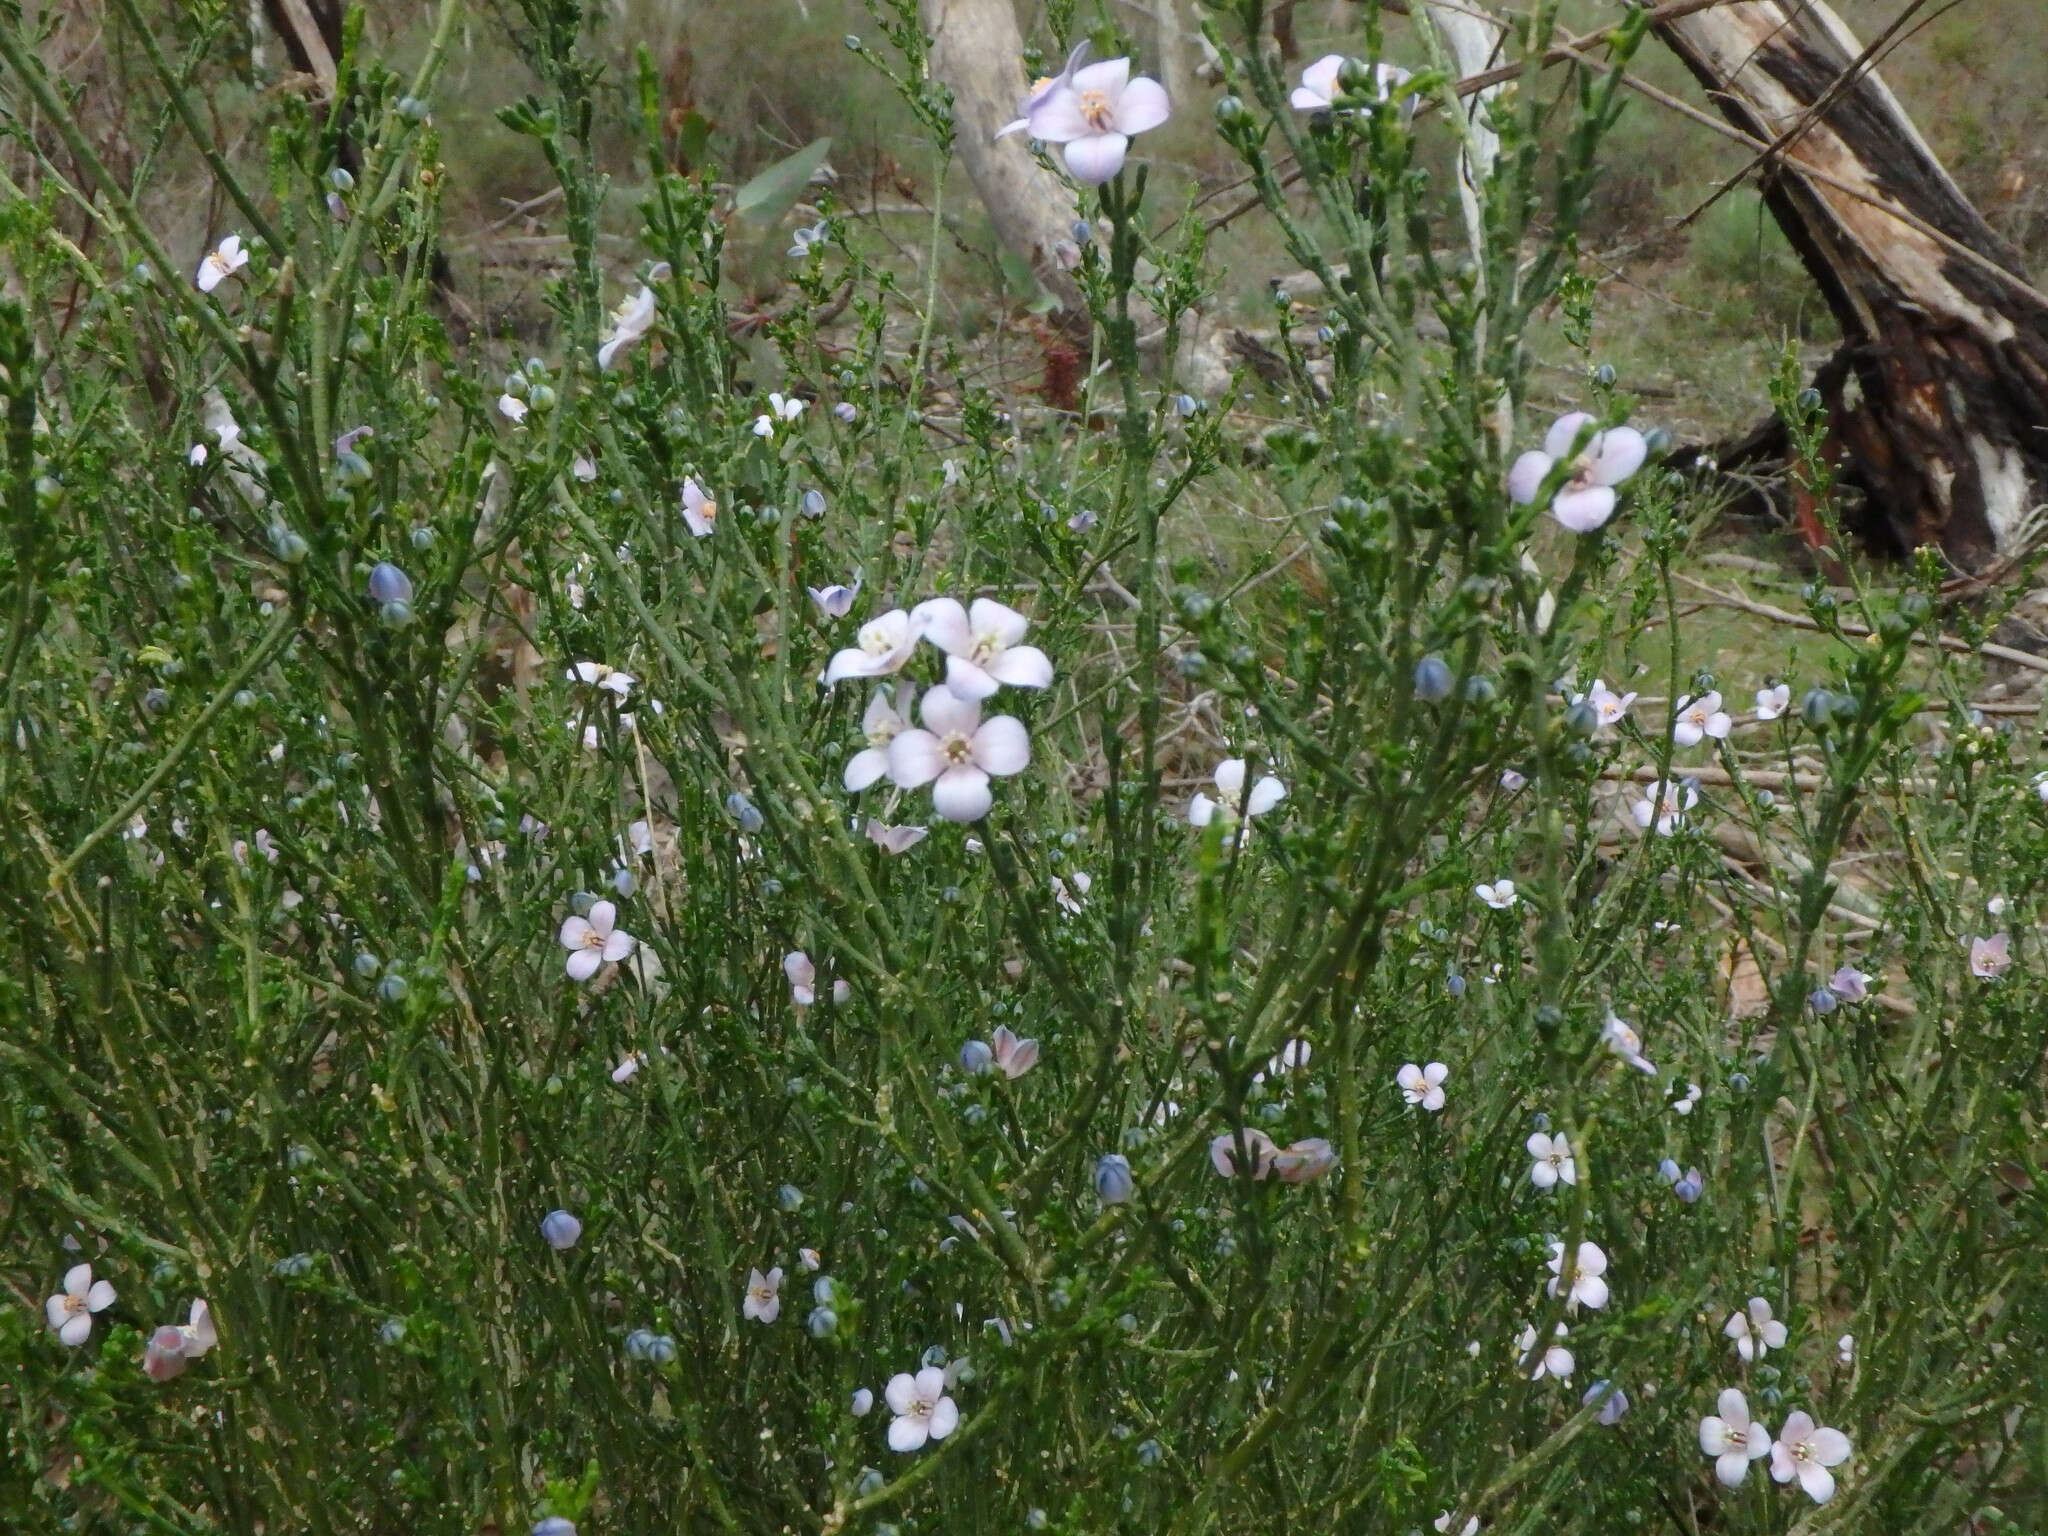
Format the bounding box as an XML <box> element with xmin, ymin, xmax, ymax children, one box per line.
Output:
<box><xmin>941</xmin><ymin>730</ymin><xmax>975</xmax><ymax>766</ymax></box>
<box><xmin>1078</xmin><ymin>89</ymin><xmax>1116</xmax><ymax>132</ymax></box>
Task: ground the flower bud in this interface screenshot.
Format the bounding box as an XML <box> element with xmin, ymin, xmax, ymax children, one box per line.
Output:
<box><xmin>540</xmin><ymin>1209</ymin><xmax>582</xmax><ymax>1250</ymax></box>
<box><xmin>367</xmin><ymin>562</ymin><xmax>413</xmax><ymax>605</ymax></box>
<box><xmin>1094</xmin><ymin>1153</ymin><xmax>1136</xmax><ymax>1205</ymax></box>
<box><xmin>1412</xmin><ymin>655</ymin><xmax>1454</xmax><ymax>702</ymax></box>
<box><xmin>959</xmin><ymin>1039</ymin><xmax>994</xmax><ymax>1074</ymax></box>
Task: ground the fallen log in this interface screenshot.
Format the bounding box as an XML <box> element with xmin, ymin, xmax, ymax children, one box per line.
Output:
<box><xmin>1650</xmin><ymin>0</ymin><xmax>2048</xmax><ymax>569</ymax></box>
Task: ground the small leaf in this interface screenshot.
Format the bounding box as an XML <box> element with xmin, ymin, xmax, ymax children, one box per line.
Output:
<box><xmin>733</xmin><ymin>138</ymin><xmax>833</xmax><ymax>225</ymax></box>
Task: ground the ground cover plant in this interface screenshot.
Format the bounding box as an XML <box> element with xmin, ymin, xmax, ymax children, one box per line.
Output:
<box><xmin>1</xmin><ymin>1</ymin><xmax>2045</xmax><ymax>1533</ymax></box>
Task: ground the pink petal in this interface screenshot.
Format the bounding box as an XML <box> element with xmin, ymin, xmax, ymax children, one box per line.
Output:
<box><xmin>884</xmin><ymin>1372</ymin><xmax>920</xmax><ymax>1415</ymax></box>
<box><xmin>1587</xmin><ymin>425</ymin><xmax>1647</xmax><ymax>486</ymax></box>
<box><xmin>913</xmin><ymin>597</ymin><xmax>973</xmax><ymax>657</ymax></box>
<box><xmin>602</xmin><ymin>930</ymin><xmax>636</xmax><ymax>963</ymax></box>
<box><xmin>565</xmin><ymin>948</ymin><xmax>603</xmax><ymax>981</ymax></box>
<box><xmin>86</xmin><ymin>1280</ymin><xmax>116</xmax><ymax>1312</ymax></box>
<box><xmin>919</xmin><ymin>684</ymin><xmax>982</xmax><ymax>739</ymax></box>
<box><xmin>45</xmin><ymin>1296</ymin><xmax>70</xmax><ymax>1331</ymax></box>
<box><xmin>888</xmin><ymin>729</ymin><xmax>946</xmax><ymax>789</ymax></box>
<box><xmin>943</xmin><ymin>657</ymin><xmax>1002</xmax><ymax>701</ymax></box>
<box><xmin>559</xmin><ymin>915</ymin><xmax>593</xmax><ymax>950</ymax></box>
<box><xmin>1810</xmin><ymin>1427</ymin><xmax>1852</xmax><ymax>1465</ymax></box>
<box><xmin>967</xmin><ymin>598</ymin><xmax>1030</xmax><ymax>648</ymax></box>
<box><xmin>971</xmin><ymin>716</ymin><xmax>1032</xmax><ymax>776</ymax></box>
<box><xmin>59</xmin><ymin>1312</ymin><xmax>92</xmax><ymax>1346</ymax></box>
<box><xmin>1544</xmin><ymin>411</ymin><xmax>1597</xmax><ymax>460</ymax></box>
<box><xmin>586</xmin><ymin>900</ymin><xmax>617</xmax><ymax>938</ymax></box>
<box><xmin>844</xmin><ymin>748</ymin><xmax>890</xmax><ymax>792</ymax></box>
<box><xmin>931</xmin><ymin>766</ymin><xmax>994</xmax><ymax>822</ymax></box>
<box><xmin>926</xmin><ymin>1396</ymin><xmax>960</xmax><ymax>1439</ymax></box>
<box><xmin>1506</xmin><ymin>450</ymin><xmax>1553</xmax><ymax>506</ymax></box>
<box><xmin>1550</xmin><ymin>485</ymin><xmax>1618</xmax><ymax>533</ymax></box>
<box><xmin>63</xmin><ymin>1264</ymin><xmax>92</xmax><ymax>1298</ymax></box>
<box><xmin>1063</xmin><ymin>133</ymin><xmax>1130</xmax><ymax>186</ymax></box>
<box><xmin>1115</xmin><ymin>76</ymin><xmax>1170</xmax><ymax>136</ymax></box>
<box><xmin>887</xmin><ymin>1415</ymin><xmax>929</xmax><ymax>1452</ymax></box>
<box><xmin>1026</xmin><ymin>85</ymin><xmax>1093</xmax><ymax>143</ymax></box>
<box><xmin>984</xmin><ymin>645</ymin><xmax>1053</xmax><ymax>689</ymax></box>
<box><xmin>1070</xmin><ymin>57</ymin><xmax>1131</xmax><ymax>98</ymax></box>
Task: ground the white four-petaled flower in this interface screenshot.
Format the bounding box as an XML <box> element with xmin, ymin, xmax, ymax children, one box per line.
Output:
<box><xmin>885</xmin><ymin>684</ymin><xmax>1031</xmax><ymax>823</ymax></box>
<box><xmin>1545</xmin><ymin>1240</ymin><xmax>1610</xmax><ymax>1311</ymax></box>
<box><xmin>681</xmin><ymin>477</ymin><xmax>718</xmax><ymax>537</ymax></box>
<box><xmin>46</xmin><ymin>1263</ymin><xmax>118</xmax><ymax>1346</ymax></box>
<box><xmin>1770</xmin><ymin>1411</ymin><xmax>1852</xmax><ymax>1503</ymax></box>
<box><xmin>1755</xmin><ymin>683</ymin><xmax>1792</xmax><ymax>721</ymax></box>
<box><xmin>1699</xmin><ymin>1388</ymin><xmax>1773</xmax><ymax>1487</ymax></box>
<box><xmin>196</xmin><ymin>235</ymin><xmax>250</xmax><ymax>293</ymax></box>
<box><xmin>1290</xmin><ymin>55</ymin><xmax>1414</xmax><ymax>113</ymax></box>
<box><xmin>1969</xmin><ymin>932</ymin><xmax>2011</xmax><ymax>979</ymax></box>
<box><xmin>1018</xmin><ymin>57</ymin><xmax>1171</xmax><ymax>185</ymax></box>
<box><xmin>742</xmin><ymin>1266</ymin><xmax>783</xmax><ymax>1324</ymax></box>
<box><xmin>597</xmin><ymin>267</ymin><xmax>667</xmax><ymax>369</ymax></box>
<box><xmin>884</xmin><ymin>1365</ymin><xmax>960</xmax><ymax>1451</ymax></box>
<box><xmin>1507</xmin><ymin>412</ymin><xmax>1649</xmax><ymax>533</ymax></box>
<box><xmin>913</xmin><ymin>598</ymin><xmax>1055</xmax><ymax>699</ymax></box>
<box><xmin>1527</xmin><ymin>1131</ymin><xmax>1576</xmax><ymax>1189</ymax></box>
<box><xmin>1188</xmin><ymin>759</ymin><xmax>1286</xmax><ymax>832</ymax></box>
<box><xmin>559</xmin><ymin>900</ymin><xmax>635</xmax><ymax>981</ymax></box>
<box><xmin>1601</xmin><ymin>1010</ymin><xmax>1656</xmax><ymax>1075</ymax></box>
<box><xmin>1632</xmin><ymin>777</ymin><xmax>1698</xmax><ymax>836</ymax></box>
<box><xmin>1574</xmin><ymin>679</ymin><xmax>1636</xmax><ymax>727</ymax></box>
<box><xmin>1673</xmin><ymin>691</ymin><xmax>1732</xmax><ymax>747</ymax></box>
<box><xmin>1475</xmin><ymin>880</ymin><xmax>1517</xmax><ymax>910</ymax></box>
<box><xmin>1516</xmin><ymin>1322</ymin><xmax>1574</xmax><ymax>1381</ymax></box>
<box><xmin>1724</xmin><ymin>1296</ymin><xmax>1788</xmax><ymax>1361</ymax></box>
<box><xmin>1397</xmin><ymin>1061</ymin><xmax>1448</xmax><ymax>1111</ymax></box>
<box><xmin>570</xmin><ymin>660</ymin><xmax>635</xmax><ymax>698</ymax></box>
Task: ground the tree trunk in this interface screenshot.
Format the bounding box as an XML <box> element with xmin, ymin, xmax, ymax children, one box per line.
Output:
<box><xmin>1652</xmin><ymin>0</ymin><xmax>2048</xmax><ymax>568</ymax></box>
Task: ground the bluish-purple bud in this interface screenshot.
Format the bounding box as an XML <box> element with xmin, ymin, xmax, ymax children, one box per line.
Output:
<box><xmin>367</xmin><ymin>561</ymin><xmax>413</xmax><ymax>605</ymax></box>
<box><xmin>1094</xmin><ymin>1153</ymin><xmax>1135</xmax><ymax>1205</ymax></box>
<box><xmin>1413</xmin><ymin>655</ymin><xmax>1454</xmax><ymax>703</ymax></box>
<box><xmin>539</xmin><ymin>1209</ymin><xmax>582</xmax><ymax>1250</ymax></box>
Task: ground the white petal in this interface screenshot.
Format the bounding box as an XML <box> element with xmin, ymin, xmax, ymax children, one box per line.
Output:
<box><xmin>559</xmin><ymin>915</ymin><xmax>594</xmax><ymax>950</ymax></box>
<box><xmin>926</xmin><ymin>1395</ymin><xmax>961</xmax><ymax>1439</ymax></box>
<box><xmin>1715</xmin><ymin>1451</ymin><xmax>1751</xmax><ymax>1488</ymax></box>
<box><xmin>566</xmin><ymin>948</ymin><xmax>602</xmax><ymax>981</ymax></box>
<box><xmin>971</xmin><ymin>716</ymin><xmax>1032</xmax><ymax>777</ymax></box>
<box><xmin>1213</xmin><ymin>759</ymin><xmax>1247</xmax><ymax>797</ymax></box>
<box><xmin>1798</xmin><ymin>1463</ymin><xmax>1836</xmax><ymax>1503</ymax></box>
<box><xmin>931</xmin><ymin>766</ymin><xmax>993</xmax><ymax>822</ymax></box>
<box><xmin>1063</xmin><ymin>133</ymin><xmax>1130</xmax><ymax>186</ymax></box>
<box><xmin>586</xmin><ymin>900</ymin><xmax>617</xmax><ymax>937</ymax></box>
<box><xmin>59</xmin><ymin>1311</ymin><xmax>93</xmax><ymax>1346</ymax></box>
<box><xmin>45</xmin><ymin>1295</ymin><xmax>70</xmax><ymax>1331</ymax></box>
<box><xmin>885</xmin><ymin>1372</ymin><xmax>920</xmax><ymax>1415</ymax></box>
<box><xmin>602</xmin><ymin>930</ymin><xmax>636</xmax><ymax>962</ymax></box>
<box><xmin>1810</xmin><ymin>1427</ymin><xmax>1852</xmax><ymax>1465</ymax></box>
<box><xmin>86</xmin><ymin>1280</ymin><xmax>116</xmax><ymax>1312</ymax></box>
<box><xmin>64</xmin><ymin>1264</ymin><xmax>93</xmax><ymax>1298</ymax></box>
<box><xmin>1245</xmin><ymin>776</ymin><xmax>1286</xmax><ymax>816</ymax></box>
<box><xmin>967</xmin><ymin>598</ymin><xmax>1030</xmax><ymax>648</ymax></box>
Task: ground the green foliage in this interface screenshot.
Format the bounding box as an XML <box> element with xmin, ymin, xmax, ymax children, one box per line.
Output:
<box><xmin>0</xmin><ymin>4</ymin><xmax>2045</xmax><ymax>1536</ymax></box>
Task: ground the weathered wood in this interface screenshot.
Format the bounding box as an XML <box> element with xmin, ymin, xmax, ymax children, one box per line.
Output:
<box><xmin>1651</xmin><ymin>0</ymin><xmax>2048</xmax><ymax>568</ymax></box>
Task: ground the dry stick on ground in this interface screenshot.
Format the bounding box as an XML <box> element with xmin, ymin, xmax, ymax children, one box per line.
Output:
<box><xmin>1671</xmin><ymin>572</ymin><xmax>2048</xmax><ymax>676</ymax></box>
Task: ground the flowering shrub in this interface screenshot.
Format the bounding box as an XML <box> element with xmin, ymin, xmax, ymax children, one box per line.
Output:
<box><xmin>1</xmin><ymin>2</ymin><xmax>2045</xmax><ymax>1534</ymax></box>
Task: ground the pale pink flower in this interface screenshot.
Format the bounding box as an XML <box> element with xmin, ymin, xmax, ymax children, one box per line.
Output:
<box><xmin>559</xmin><ymin>900</ymin><xmax>635</xmax><ymax>981</ymax></box>
<box><xmin>996</xmin><ymin>42</ymin><xmax>1091</xmax><ymax>138</ymax></box>
<box><xmin>884</xmin><ymin>1366</ymin><xmax>960</xmax><ymax>1451</ymax></box>
<box><xmin>680</xmin><ymin>477</ymin><xmax>718</xmax><ymax>537</ymax></box>
<box><xmin>912</xmin><ymin>598</ymin><xmax>1054</xmax><ymax>699</ymax></box>
<box><xmin>196</xmin><ymin>235</ymin><xmax>249</xmax><ymax>293</ymax></box>
<box><xmin>1699</xmin><ymin>1388</ymin><xmax>1773</xmax><ymax>1487</ymax></box>
<box><xmin>1290</xmin><ymin>55</ymin><xmax>1412</xmax><ymax>113</ymax></box>
<box><xmin>742</xmin><ymin>1266</ymin><xmax>783</xmax><ymax>1324</ymax></box>
<box><xmin>1526</xmin><ymin>1131</ymin><xmax>1576</xmax><ymax>1189</ymax></box>
<box><xmin>991</xmin><ymin>1025</ymin><xmax>1039</xmax><ymax>1079</ymax></box>
<box><xmin>1021</xmin><ymin>57</ymin><xmax>1171</xmax><ymax>186</ymax></box>
<box><xmin>142</xmin><ymin>1299</ymin><xmax>218</xmax><ymax>1381</ymax></box>
<box><xmin>45</xmin><ymin>1263</ymin><xmax>117</xmax><ymax>1347</ymax></box>
<box><xmin>1770</xmin><ymin>1411</ymin><xmax>1852</xmax><ymax>1503</ymax></box>
<box><xmin>885</xmin><ymin>684</ymin><xmax>1031</xmax><ymax>823</ymax></box>
<box><xmin>845</xmin><ymin>685</ymin><xmax>915</xmax><ymax>792</ymax></box>
<box><xmin>1209</xmin><ymin>1127</ymin><xmax>1278</xmax><ymax>1180</ymax></box>
<box><xmin>1545</xmin><ymin>1240</ymin><xmax>1609</xmax><ymax>1311</ymax></box>
<box><xmin>1725</xmin><ymin>1296</ymin><xmax>1788</xmax><ymax>1362</ymax></box>
<box><xmin>1969</xmin><ymin>932</ymin><xmax>2011</xmax><ymax>979</ymax></box>
<box><xmin>1397</xmin><ymin>1061</ymin><xmax>1448</xmax><ymax>1111</ymax></box>
<box><xmin>1755</xmin><ymin>683</ymin><xmax>1791</xmax><ymax>721</ymax></box>
<box><xmin>1270</xmin><ymin>1137</ymin><xmax>1337</xmax><ymax>1184</ymax></box>
<box><xmin>825</xmin><ymin>610</ymin><xmax>918</xmax><ymax>685</ymax></box>
<box><xmin>1507</xmin><ymin>412</ymin><xmax>1649</xmax><ymax>533</ymax></box>
<box><xmin>1672</xmin><ymin>691</ymin><xmax>1732</xmax><ymax>747</ymax></box>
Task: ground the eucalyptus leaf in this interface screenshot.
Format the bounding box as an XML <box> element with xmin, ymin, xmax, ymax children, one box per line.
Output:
<box><xmin>733</xmin><ymin>138</ymin><xmax>833</xmax><ymax>225</ymax></box>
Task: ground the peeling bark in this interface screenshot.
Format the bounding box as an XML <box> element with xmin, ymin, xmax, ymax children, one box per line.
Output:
<box><xmin>1653</xmin><ymin>0</ymin><xmax>2048</xmax><ymax>567</ymax></box>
